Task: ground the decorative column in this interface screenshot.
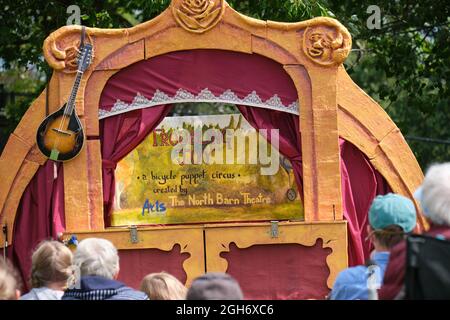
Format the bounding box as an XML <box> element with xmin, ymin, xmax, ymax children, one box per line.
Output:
<box><xmin>299</xmin><ymin>22</ymin><xmax>352</xmax><ymax>221</ymax></box>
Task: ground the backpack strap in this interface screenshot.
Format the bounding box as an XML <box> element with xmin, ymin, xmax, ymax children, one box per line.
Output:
<box><xmin>366</xmin><ymin>258</ymin><xmax>381</xmax><ymax>300</ymax></box>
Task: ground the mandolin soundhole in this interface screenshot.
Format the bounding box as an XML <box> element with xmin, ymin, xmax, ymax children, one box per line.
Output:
<box><xmin>43</xmin><ymin>115</ymin><xmax>77</xmax><ymax>154</ymax></box>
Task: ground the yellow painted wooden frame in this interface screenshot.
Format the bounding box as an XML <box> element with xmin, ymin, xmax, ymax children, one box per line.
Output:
<box><xmin>0</xmin><ymin>0</ymin><xmax>426</xmax><ymax>284</ymax></box>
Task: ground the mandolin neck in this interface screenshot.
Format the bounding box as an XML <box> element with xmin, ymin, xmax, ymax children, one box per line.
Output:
<box><xmin>64</xmin><ymin>71</ymin><xmax>84</xmax><ymax>116</ymax></box>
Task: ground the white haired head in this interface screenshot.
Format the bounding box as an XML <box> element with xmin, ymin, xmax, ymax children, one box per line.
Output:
<box><xmin>74</xmin><ymin>238</ymin><xmax>119</xmax><ymax>279</ymax></box>
<box><xmin>415</xmin><ymin>162</ymin><xmax>450</xmax><ymax>226</ymax></box>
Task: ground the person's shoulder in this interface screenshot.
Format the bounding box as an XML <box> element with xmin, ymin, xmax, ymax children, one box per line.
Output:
<box><xmin>20</xmin><ymin>287</ymin><xmax>63</xmax><ymax>300</ymax></box>
<box><xmin>330</xmin><ymin>265</ymin><xmax>368</xmax><ymax>300</ymax></box>
<box><xmin>20</xmin><ymin>290</ymin><xmax>37</xmax><ymax>300</ymax></box>
<box><xmin>335</xmin><ymin>265</ymin><xmax>368</xmax><ymax>283</ymax></box>
<box><xmin>112</xmin><ymin>286</ymin><xmax>148</xmax><ymax>300</ymax></box>
<box><xmin>61</xmin><ymin>288</ymin><xmax>84</xmax><ymax>300</ymax></box>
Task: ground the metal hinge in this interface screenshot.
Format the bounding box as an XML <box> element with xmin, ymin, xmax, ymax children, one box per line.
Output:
<box><xmin>270</xmin><ymin>221</ymin><xmax>279</xmax><ymax>238</ymax></box>
<box><xmin>129</xmin><ymin>225</ymin><xmax>139</xmax><ymax>244</ymax></box>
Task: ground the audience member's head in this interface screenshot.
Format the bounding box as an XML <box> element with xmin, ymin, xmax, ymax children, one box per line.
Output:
<box><xmin>140</xmin><ymin>272</ymin><xmax>187</xmax><ymax>300</ymax></box>
<box><xmin>62</xmin><ymin>238</ymin><xmax>148</xmax><ymax>300</ymax></box>
<box><xmin>0</xmin><ymin>259</ymin><xmax>20</xmax><ymax>300</ymax></box>
<box><xmin>186</xmin><ymin>273</ymin><xmax>243</xmax><ymax>300</ymax></box>
<box><xmin>74</xmin><ymin>238</ymin><xmax>119</xmax><ymax>279</ymax></box>
<box><xmin>415</xmin><ymin>162</ymin><xmax>450</xmax><ymax>227</ymax></box>
<box><xmin>30</xmin><ymin>240</ymin><xmax>73</xmax><ymax>290</ymax></box>
<box><xmin>368</xmin><ymin>193</ymin><xmax>417</xmax><ymax>250</ymax></box>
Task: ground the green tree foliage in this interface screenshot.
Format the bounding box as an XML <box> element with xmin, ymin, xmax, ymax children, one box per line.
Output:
<box><xmin>0</xmin><ymin>0</ymin><xmax>448</xmax><ymax>168</ymax></box>
<box><xmin>324</xmin><ymin>0</ymin><xmax>450</xmax><ymax>168</ymax></box>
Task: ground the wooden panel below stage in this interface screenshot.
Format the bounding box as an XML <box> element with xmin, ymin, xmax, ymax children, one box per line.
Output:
<box><xmin>64</xmin><ymin>220</ymin><xmax>347</xmax><ymax>298</ymax></box>
<box><xmin>220</xmin><ymin>241</ymin><xmax>332</xmax><ymax>299</ymax></box>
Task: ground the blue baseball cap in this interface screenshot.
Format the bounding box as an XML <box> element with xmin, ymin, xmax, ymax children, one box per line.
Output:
<box><xmin>369</xmin><ymin>193</ymin><xmax>417</xmax><ymax>233</ymax></box>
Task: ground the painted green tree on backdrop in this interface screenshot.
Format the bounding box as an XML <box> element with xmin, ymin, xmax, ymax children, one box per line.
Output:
<box><xmin>0</xmin><ymin>0</ymin><xmax>448</xmax><ymax>168</ymax></box>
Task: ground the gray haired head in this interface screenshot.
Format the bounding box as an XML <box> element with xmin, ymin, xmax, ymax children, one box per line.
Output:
<box><xmin>415</xmin><ymin>162</ymin><xmax>450</xmax><ymax>226</ymax></box>
<box><xmin>73</xmin><ymin>238</ymin><xmax>119</xmax><ymax>279</ymax></box>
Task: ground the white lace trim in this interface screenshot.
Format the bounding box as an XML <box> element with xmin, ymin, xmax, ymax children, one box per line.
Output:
<box><xmin>98</xmin><ymin>88</ymin><xmax>299</xmax><ymax>119</ymax></box>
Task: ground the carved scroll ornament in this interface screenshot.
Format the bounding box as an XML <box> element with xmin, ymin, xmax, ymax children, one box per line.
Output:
<box><xmin>43</xmin><ymin>26</ymin><xmax>94</xmax><ymax>72</ymax></box>
<box><xmin>303</xmin><ymin>25</ymin><xmax>351</xmax><ymax>66</ymax></box>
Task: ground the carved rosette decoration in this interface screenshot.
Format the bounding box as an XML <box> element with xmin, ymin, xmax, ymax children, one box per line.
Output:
<box><xmin>303</xmin><ymin>25</ymin><xmax>351</xmax><ymax>66</ymax></box>
<box><xmin>172</xmin><ymin>0</ymin><xmax>225</xmax><ymax>33</ymax></box>
<box><xmin>43</xmin><ymin>26</ymin><xmax>94</xmax><ymax>72</ymax></box>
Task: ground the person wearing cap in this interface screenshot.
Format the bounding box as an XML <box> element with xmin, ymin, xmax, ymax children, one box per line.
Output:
<box><xmin>379</xmin><ymin>162</ymin><xmax>450</xmax><ymax>299</ymax></box>
<box><xmin>329</xmin><ymin>193</ymin><xmax>417</xmax><ymax>300</ymax></box>
<box><xmin>186</xmin><ymin>272</ymin><xmax>244</xmax><ymax>300</ymax></box>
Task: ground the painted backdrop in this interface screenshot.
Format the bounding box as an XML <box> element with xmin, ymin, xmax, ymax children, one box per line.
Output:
<box><xmin>112</xmin><ymin>114</ymin><xmax>303</xmax><ymax>226</ymax></box>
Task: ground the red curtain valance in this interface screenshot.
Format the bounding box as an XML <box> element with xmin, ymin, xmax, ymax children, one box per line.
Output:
<box><xmin>99</xmin><ymin>49</ymin><xmax>300</xmax><ymax>118</ymax></box>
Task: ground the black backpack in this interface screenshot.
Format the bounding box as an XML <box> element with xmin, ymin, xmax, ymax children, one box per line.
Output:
<box><xmin>405</xmin><ymin>234</ymin><xmax>450</xmax><ymax>299</ymax></box>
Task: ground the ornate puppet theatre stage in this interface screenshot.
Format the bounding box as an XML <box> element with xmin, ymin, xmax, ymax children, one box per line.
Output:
<box><xmin>0</xmin><ymin>0</ymin><xmax>427</xmax><ymax>299</ymax></box>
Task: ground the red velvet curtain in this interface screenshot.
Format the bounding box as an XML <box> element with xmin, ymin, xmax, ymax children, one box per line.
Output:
<box><xmin>8</xmin><ymin>162</ymin><xmax>65</xmax><ymax>291</ymax></box>
<box><xmin>237</xmin><ymin>106</ymin><xmax>303</xmax><ymax>198</ymax></box>
<box><xmin>99</xmin><ymin>50</ymin><xmax>298</xmax><ymax>114</ymax></box>
<box><xmin>100</xmin><ymin>106</ymin><xmax>173</xmax><ymax>224</ymax></box>
<box><xmin>340</xmin><ymin>139</ymin><xmax>391</xmax><ymax>265</ymax></box>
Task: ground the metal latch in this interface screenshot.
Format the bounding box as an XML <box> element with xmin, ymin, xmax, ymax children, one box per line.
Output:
<box><xmin>130</xmin><ymin>226</ymin><xmax>139</xmax><ymax>244</ymax></box>
<box><xmin>270</xmin><ymin>221</ymin><xmax>279</xmax><ymax>238</ymax></box>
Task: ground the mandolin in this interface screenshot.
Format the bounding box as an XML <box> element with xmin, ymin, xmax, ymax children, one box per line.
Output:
<box><xmin>36</xmin><ymin>44</ymin><xmax>93</xmax><ymax>162</ymax></box>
